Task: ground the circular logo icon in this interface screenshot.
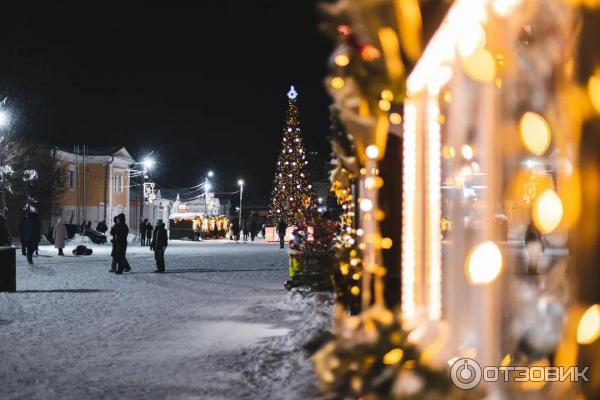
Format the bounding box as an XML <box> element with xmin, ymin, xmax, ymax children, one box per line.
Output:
<box><xmin>450</xmin><ymin>358</ymin><xmax>482</xmax><ymax>390</ymax></box>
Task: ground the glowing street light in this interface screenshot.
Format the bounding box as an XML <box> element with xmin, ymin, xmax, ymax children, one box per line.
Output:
<box><xmin>142</xmin><ymin>157</ymin><xmax>155</xmax><ymax>171</ymax></box>
<box><xmin>0</xmin><ymin>110</ymin><xmax>9</xmax><ymax>127</ymax></box>
<box><xmin>207</xmin><ymin>170</ymin><xmax>214</xmax><ymax>178</ymax></box>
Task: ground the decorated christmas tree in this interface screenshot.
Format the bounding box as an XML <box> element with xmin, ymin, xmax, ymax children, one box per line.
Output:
<box><xmin>268</xmin><ymin>86</ymin><xmax>315</xmax><ymax>225</ymax></box>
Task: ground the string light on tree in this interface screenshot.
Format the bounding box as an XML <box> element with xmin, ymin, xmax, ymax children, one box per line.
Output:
<box><xmin>268</xmin><ymin>86</ymin><xmax>315</xmax><ymax>225</ymax></box>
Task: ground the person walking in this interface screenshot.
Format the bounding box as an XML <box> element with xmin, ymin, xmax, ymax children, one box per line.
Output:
<box><xmin>19</xmin><ymin>209</ymin><xmax>41</xmax><ymax>265</ymax></box>
<box><xmin>249</xmin><ymin>216</ymin><xmax>258</xmax><ymax>242</ymax></box>
<box><xmin>146</xmin><ymin>221</ymin><xmax>153</xmax><ymax>247</ymax></box>
<box><xmin>193</xmin><ymin>216</ymin><xmax>201</xmax><ymax>241</ymax></box>
<box><xmin>53</xmin><ymin>217</ymin><xmax>68</xmax><ymax>256</ymax></box>
<box><xmin>242</xmin><ymin>221</ymin><xmax>248</xmax><ymax>242</ymax></box>
<box><xmin>232</xmin><ymin>220</ymin><xmax>240</xmax><ymax>241</ymax></box>
<box><xmin>111</xmin><ymin>214</ymin><xmax>130</xmax><ymax>274</ymax></box>
<box><xmin>277</xmin><ymin>219</ymin><xmax>288</xmax><ymax>249</ymax></box>
<box><xmin>139</xmin><ymin>218</ymin><xmax>148</xmax><ymax>246</ymax></box>
<box><xmin>150</xmin><ymin>219</ymin><xmax>168</xmax><ymax>273</ymax></box>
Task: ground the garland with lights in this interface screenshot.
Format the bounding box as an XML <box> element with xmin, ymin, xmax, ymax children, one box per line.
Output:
<box><xmin>268</xmin><ymin>86</ymin><xmax>316</xmax><ymax>226</ymax></box>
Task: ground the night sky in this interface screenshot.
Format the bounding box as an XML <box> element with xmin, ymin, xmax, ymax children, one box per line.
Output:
<box><xmin>0</xmin><ymin>1</ymin><xmax>332</xmax><ymax>203</ymax></box>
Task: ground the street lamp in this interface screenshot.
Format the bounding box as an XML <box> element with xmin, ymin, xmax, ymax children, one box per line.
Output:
<box><xmin>0</xmin><ymin>110</ymin><xmax>9</xmax><ymax>128</ymax></box>
<box><xmin>238</xmin><ymin>179</ymin><xmax>244</xmax><ymax>228</ymax></box>
<box><xmin>0</xmin><ymin>105</ymin><xmax>11</xmax><ymax>215</ymax></box>
<box><xmin>204</xmin><ymin>171</ymin><xmax>214</xmax><ymax>216</ymax></box>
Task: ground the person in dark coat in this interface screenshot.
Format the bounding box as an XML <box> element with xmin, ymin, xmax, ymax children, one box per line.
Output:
<box><xmin>146</xmin><ymin>222</ymin><xmax>153</xmax><ymax>245</ymax></box>
<box><xmin>0</xmin><ymin>212</ymin><xmax>12</xmax><ymax>246</ymax></box>
<box><xmin>139</xmin><ymin>218</ymin><xmax>148</xmax><ymax>246</ymax></box>
<box><xmin>110</xmin><ymin>214</ymin><xmax>131</xmax><ymax>274</ymax></box>
<box><xmin>19</xmin><ymin>209</ymin><xmax>41</xmax><ymax>264</ymax></box>
<box><xmin>150</xmin><ymin>219</ymin><xmax>168</xmax><ymax>273</ymax></box>
<box><xmin>231</xmin><ymin>220</ymin><xmax>240</xmax><ymax>241</ymax></box>
<box><xmin>242</xmin><ymin>222</ymin><xmax>248</xmax><ymax>242</ymax></box>
<box><xmin>248</xmin><ymin>216</ymin><xmax>258</xmax><ymax>242</ymax></box>
<box><xmin>277</xmin><ymin>219</ymin><xmax>288</xmax><ymax>249</ymax></box>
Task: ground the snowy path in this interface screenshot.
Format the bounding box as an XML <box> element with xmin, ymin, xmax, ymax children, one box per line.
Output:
<box><xmin>0</xmin><ymin>240</ymin><xmax>320</xmax><ymax>400</ymax></box>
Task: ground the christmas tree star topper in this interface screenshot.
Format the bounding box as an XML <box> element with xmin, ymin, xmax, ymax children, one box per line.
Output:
<box><xmin>287</xmin><ymin>85</ymin><xmax>298</xmax><ymax>100</ymax></box>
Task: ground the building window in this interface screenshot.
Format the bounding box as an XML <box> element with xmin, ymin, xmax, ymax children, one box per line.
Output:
<box><xmin>114</xmin><ymin>173</ymin><xmax>124</xmax><ymax>193</ymax></box>
<box><xmin>68</xmin><ymin>165</ymin><xmax>76</xmax><ymax>191</ymax></box>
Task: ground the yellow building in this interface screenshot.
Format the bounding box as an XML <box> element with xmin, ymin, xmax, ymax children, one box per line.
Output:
<box><xmin>53</xmin><ymin>147</ymin><xmax>135</xmax><ymax>228</ymax></box>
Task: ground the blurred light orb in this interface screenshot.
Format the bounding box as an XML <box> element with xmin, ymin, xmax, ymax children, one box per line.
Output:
<box><xmin>577</xmin><ymin>304</ymin><xmax>600</xmax><ymax>345</ymax></box>
<box><xmin>588</xmin><ymin>72</ymin><xmax>600</xmax><ymax>114</ymax></box>
<box><xmin>334</xmin><ymin>54</ymin><xmax>350</xmax><ymax>67</ymax></box>
<box><xmin>533</xmin><ymin>189</ymin><xmax>563</xmax><ymax>233</ymax></box>
<box><xmin>331</xmin><ymin>76</ymin><xmax>345</xmax><ymax>89</ymax></box>
<box><xmin>381</xmin><ymin>89</ymin><xmax>394</xmax><ymax>102</ymax></box>
<box><xmin>519</xmin><ymin>112</ymin><xmax>551</xmax><ymax>156</ymax></box>
<box><xmin>360</xmin><ymin>198</ymin><xmax>373</xmax><ymax>212</ymax></box>
<box><xmin>366</xmin><ymin>145</ymin><xmax>379</xmax><ymax>159</ymax></box>
<box><xmin>466</xmin><ymin>241</ymin><xmax>502</xmax><ymax>285</ymax></box>
<box><xmin>143</xmin><ymin>158</ymin><xmax>155</xmax><ymax>170</ymax></box>
<box><xmin>461</xmin><ymin>48</ymin><xmax>496</xmax><ymax>83</ymax></box>
<box><xmin>442</xmin><ymin>145</ymin><xmax>456</xmax><ymax>159</ymax></box>
<box><xmin>461</xmin><ymin>144</ymin><xmax>474</xmax><ymax>160</ymax></box>
<box><xmin>378</xmin><ymin>99</ymin><xmax>391</xmax><ymax>111</ymax></box>
<box><xmin>389</xmin><ymin>112</ymin><xmax>402</xmax><ymax>125</ymax></box>
<box><xmin>0</xmin><ymin>110</ymin><xmax>9</xmax><ymax>127</ymax></box>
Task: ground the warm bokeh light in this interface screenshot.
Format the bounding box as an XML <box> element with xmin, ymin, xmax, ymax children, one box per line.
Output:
<box><xmin>461</xmin><ymin>144</ymin><xmax>473</xmax><ymax>160</ymax></box>
<box><xmin>360</xmin><ymin>198</ymin><xmax>373</xmax><ymax>212</ymax></box>
<box><xmin>533</xmin><ymin>189</ymin><xmax>563</xmax><ymax>233</ymax></box>
<box><xmin>441</xmin><ymin>145</ymin><xmax>456</xmax><ymax>159</ymax></box>
<box><xmin>330</xmin><ymin>76</ymin><xmax>345</xmax><ymax>89</ymax></box>
<box><xmin>588</xmin><ymin>70</ymin><xmax>600</xmax><ymax>114</ymax></box>
<box><xmin>366</xmin><ymin>145</ymin><xmax>379</xmax><ymax>159</ymax></box>
<box><xmin>334</xmin><ymin>54</ymin><xmax>350</xmax><ymax>67</ymax></box>
<box><xmin>382</xmin><ymin>348</ymin><xmax>404</xmax><ymax>365</ymax></box>
<box><xmin>577</xmin><ymin>304</ymin><xmax>600</xmax><ymax>345</ymax></box>
<box><xmin>389</xmin><ymin>112</ymin><xmax>402</xmax><ymax>125</ymax></box>
<box><xmin>378</xmin><ymin>99</ymin><xmax>391</xmax><ymax>111</ymax></box>
<box><xmin>519</xmin><ymin>112</ymin><xmax>551</xmax><ymax>156</ymax></box>
<box><xmin>381</xmin><ymin>238</ymin><xmax>393</xmax><ymax>249</ymax></box>
<box><xmin>461</xmin><ymin>48</ymin><xmax>496</xmax><ymax>83</ymax></box>
<box><xmin>466</xmin><ymin>241</ymin><xmax>502</xmax><ymax>285</ymax></box>
<box><xmin>381</xmin><ymin>89</ymin><xmax>394</xmax><ymax>101</ymax></box>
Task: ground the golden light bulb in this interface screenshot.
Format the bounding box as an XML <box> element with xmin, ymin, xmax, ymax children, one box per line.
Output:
<box><xmin>383</xmin><ymin>348</ymin><xmax>404</xmax><ymax>365</ymax></box>
<box><xmin>461</xmin><ymin>144</ymin><xmax>474</xmax><ymax>160</ymax></box>
<box><xmin>330</xmin><ymin>76</ymin><xmax>345</xmax><ymax>89</ymax></box>
<box><xmin>519</xmin><ymin>112</ymin><xmax>551</xmax><ymax>156</ymax></box>
<box><xmin>389</xmin><ymin>112</ymin><xmax>402</xmax><ymax>125</ymax></box>
<box><xmin>381</xmin><ymin>238</ymin><xmax>393</xmax><ymax>249</ymax></box>
<box><xmin>378</xmin><ymin>99</ymin><xmax>391</xmax><ymax>111</ymax></box>
<box><xmin>350</xmin><ymin>286</ymin><xmax>360</xmax><ymax>296</ymax></box>
<box><xmin>381</xmin><ymin>89</ymin><xmax>394</xmax><ymax>101</ymax></box>
<box><xmin>577</xmin><ymin>304</ymin><xmax>600</xmax><ymax>345</ymax></box>
<box><xmin>334</xmin><ymin>54</ymin><xmax>350</xmax><ymax>67</ymax></box>
<box><xmin>366</xmin><ymin>145</ymin><xmax>379</xmax><ymax>159</ymax></box>
<box><xmin>466</xmin><ymin>241</ymin><xmax>502</xmax><ymax>285</ymax></box>
<box><xmin>588</xmin><ymin>72</ymin><xmax>600</xmax><ymax>114</ymax></box>
<box><xmin>461</xmin><ymin>48</ymin><xmax>496</xmax><ymax>83</ymax></box>
<box><xmin>533</xmin><ymin>189</ymin><xmax>563</xmax><ymax>233</ymax></box>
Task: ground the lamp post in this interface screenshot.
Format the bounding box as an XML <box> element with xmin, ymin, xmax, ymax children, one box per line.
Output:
<box><xmin>205</xmin><ymin>170</ymin><xmax>213</xmax><ymax>216</ymax></box>
<box><xmin>138</xmin><ymin>155</ymin><xmax>154</xmax><ymax>226</ymax></box>
<box><xmin>238</xmin><ymin>179</ymin><xmax>244</xmax><ymax>227</ymax></box>
<box><xmin>0</xmin><ymin>105</ymin><xmax>11</xmax><ymax>216</ymax></box>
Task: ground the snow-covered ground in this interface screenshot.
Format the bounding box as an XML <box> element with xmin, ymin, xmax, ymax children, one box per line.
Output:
<box><xmin>0</xmin><ymin>239</ymin><xmax>327</xmax><ymax>399</ymax></box>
